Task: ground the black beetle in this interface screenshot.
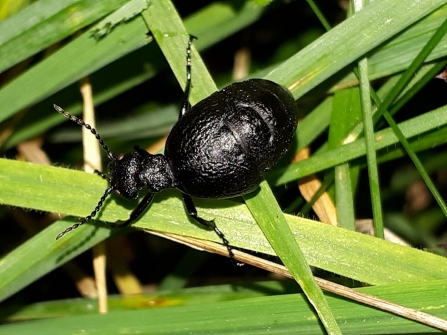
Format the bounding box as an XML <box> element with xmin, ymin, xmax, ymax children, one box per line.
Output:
<box><xmin>54</xmin><ymin>36</ymin><xmax>298</xmax><ymax>263</ymax></box>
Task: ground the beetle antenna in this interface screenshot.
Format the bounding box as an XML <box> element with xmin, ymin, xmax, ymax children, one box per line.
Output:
<box><xmin>53</xmin><ymin>104</ymin><xmax>116</xmax><ymax>161</ymax></box>
<box><xmin>56</xmin><ymin>186</ymin><xmax>114</xmax><ymax>239</ymax></box>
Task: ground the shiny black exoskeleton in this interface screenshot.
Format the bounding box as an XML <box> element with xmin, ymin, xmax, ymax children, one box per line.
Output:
<box><xmin>55</xmin><ymin>36</ymin><xmax>298</xmax><ymax>263</ymax></box>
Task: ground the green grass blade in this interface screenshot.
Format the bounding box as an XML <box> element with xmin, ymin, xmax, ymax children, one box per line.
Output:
<box><xmin>2</xmin><ymin>158</ymin><xmax>447</xmax><ymax>303</ymax></box>
<box><xmin>0</xmin><ymin>282</ymin><xmax>296</xmax><ymax>321</ymax></box>
<box><xmin>334</xmin><ymin>65</ymin><xmax>433</xmax><ymax>149</ymax></box>
<box><xmin>375</xmin><ymin>18</ymin><xmax>447</xmax><ymax>121</ymax></box>
<box><xmin>376</xmin><ymin>126</ymin><xmax>447</xmax><ymax>164</ymax></box>
<box><xmin>329</xmin><ymin>88</ymin><xmax>361</xmax><ymax>229</ymax></box>
<box><xmin>141</xmin><ymin>2</ymin><xmax>216</xmax><ymax>101</ymax></box>
<box><xmin>244</xmin><ymin>182</ymin><xmax>341</xmax><ymax>334</ymax></box>
<box><xmin>270</xmin><ymin>104</ymin><xmax>447</xmax><ymax>184</ymax></box>
<box><xmin>0</xmin><ymin>0</ymin><xmax>130</xmax><ymax>73</ymax></box>
<box><xmin>267</xmin><ymin>0</ymin><xmax>447</xmax><ymax>98</ymax></box>
<box><xmin>358</xmin><ymin>56</ymin><xmax>385</xmax><ymax>238</ymax></box>
<box><xmin>0</xmin><ymin>218</ymin><xmax>114</xmax><ymax>302</ymax></box>
<box><xmin>297</xmin><ymin>97</ymin><xmax>333</xmax><ymax>151</ymax></box>
<box><xmin>2</xmin><ymin>280</ymin><xmax>447</xmax><ymax>334</ymax></box>
<box><xmin>382</xmin><ymin>109</ymin><xmax>447</xmax><ymax>216</ymax></box>
<box><xmin>306</xmin><ymin>0</ymin><xmax>331</xmax><ymax>31</ymax></box>
<box><xmin>371</xmin><ymin>18</ymin><xmax>447</xmax><ymax>219</ymax></box>
<box><xmin>0</xmin><ymin>13</ymin><xmax>151</xmax><ymax>124</ymax></box>
<box><xmin>336</xmin><ymin>5</ymin><xmax>447</xmax><ymax>88</ymax></box>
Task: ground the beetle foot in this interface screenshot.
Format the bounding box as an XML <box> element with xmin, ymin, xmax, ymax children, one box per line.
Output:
<box><xmin>213</xmin><ymin>226</ymin><xmax>244</xmax><ymax>267</ymax></box>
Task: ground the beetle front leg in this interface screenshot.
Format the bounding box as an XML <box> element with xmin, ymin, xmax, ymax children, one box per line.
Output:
<box><xmin>181</xmin><ymin>193</ymin><xmax>242</xmax><ymax>266</ymax></box>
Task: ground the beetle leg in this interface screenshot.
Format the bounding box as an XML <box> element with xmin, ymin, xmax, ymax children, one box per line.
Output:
<box><xmin>179</xmin><ymin>35</ymin><xmax>197</xmax><ymax>119</ymax></box>
<box><xmin>134</xmin><ymin>145</ymin><xmax>150</xmax><ymax>156</ymax></box>
<box><xmin>115</xmin><ymin>192</ymin><xmax>155</xmax><ymax>227</ymax></box>
<box><xmin>181</xmin><ymin>193</ymin><xmax>243</xmax><ymax>266</ymax></box>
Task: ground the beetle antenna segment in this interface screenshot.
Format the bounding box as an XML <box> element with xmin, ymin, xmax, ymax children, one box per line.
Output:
<box><xmin>94</xmin><ymin>169</ymin><xmax>108</xmax><ymax>179</ymax></box>
<box><xmin>53</xmin><ymin>104</ymin><xmax>117</xmax><ymax>161</ymax></box>
<box><xmin>179</xmin><ymin>35</ymin><xmax>197</xmax><ymax>118</ymax></box>
<box><xmin>55</xmin><ymin>186</ymin><xmax>114</xmax><ymax>239</ymax></box>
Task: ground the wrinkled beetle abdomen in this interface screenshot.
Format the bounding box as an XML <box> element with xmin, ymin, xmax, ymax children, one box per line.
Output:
<box><xmin>165</xmin><ymin>79</ymin><xmax>298</xmax><ymax>198</ymax></box>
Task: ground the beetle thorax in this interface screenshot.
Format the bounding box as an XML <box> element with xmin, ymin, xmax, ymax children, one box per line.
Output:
<box><xmin>139</xmin><ymin>154</ymin><xmax>175</xmax><ymax>193</ymax></box>
<box><xmin>108</xmin><ymin>151</ymin><xmax>175</xmax><ymax>199</ymax></box>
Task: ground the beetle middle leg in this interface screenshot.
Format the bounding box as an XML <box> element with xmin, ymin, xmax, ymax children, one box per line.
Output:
<box><xmin>181</xmin><ymin>193</ymin><xmax>242</xmax><ymax>266</ymax></box>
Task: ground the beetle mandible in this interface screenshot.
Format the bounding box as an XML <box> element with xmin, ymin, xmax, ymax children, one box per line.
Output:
<box><xmin>54</xmin><ymin>35</ymin><xmax>298</xmax><ymax>263</ymax></box>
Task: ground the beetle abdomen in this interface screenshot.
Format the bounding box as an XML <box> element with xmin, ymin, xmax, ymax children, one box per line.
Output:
<box><xmin>165</xmin><ymin>79</ymin><xmax>298</xmax><ymax>198</ymax></box>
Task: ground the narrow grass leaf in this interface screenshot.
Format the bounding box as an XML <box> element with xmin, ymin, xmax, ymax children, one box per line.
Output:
<box><xmin>2</xmin><ymin>158</ymin><xmax>447</xmax><ymax>304</ymax></box>
<box><xmin>0</xmin><ymin>0</ymin><xmax>129</xmax><ymax>72</ymax></box>
<box><xmin>270</xmin><ymin>105</ymin><xmax>447</xmax><ymax>184</ymax></box>
<box><xmin>267</xmin><ymin>0</ymin><xmax>447</xmax><ymax>98</ymax></box>
<box><xmin>244</xmin><ymin>181</ymin><xmax>341</xmax><ymax>334</ymax></box>
<box><xmin>1</xmin><ymin>280</ymin><xmax>447</xmax><ymax>334</ymax></box>
<box><xmin>329</xmin><ymin>88</ymin><xmax>362</xmax><ymax>229</ymax></box>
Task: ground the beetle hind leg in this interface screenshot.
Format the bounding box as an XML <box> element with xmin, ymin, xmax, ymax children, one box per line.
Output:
<box><xmin>181</xmin><ymin>193</ymin><xmax>243</xmax><ymax>266</ymax></box>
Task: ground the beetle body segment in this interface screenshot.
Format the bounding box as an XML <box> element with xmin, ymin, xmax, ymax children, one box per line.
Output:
<box><xmin>165</xmin><ymin>79</ymin><xmax>298</xmax><ymax>199</ymax></box>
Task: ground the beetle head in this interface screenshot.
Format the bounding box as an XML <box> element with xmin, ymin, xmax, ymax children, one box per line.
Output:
<box><xmin>108</xmin><ymin>152</ymin><xmax>142</xmax><ymax>199</ymax></box>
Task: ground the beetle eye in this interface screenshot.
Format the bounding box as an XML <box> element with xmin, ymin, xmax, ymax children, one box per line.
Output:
<box><xmin>117</xmin><ymin>153</ymin><xmax>125</xmax><ymax>160</ymax></box>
